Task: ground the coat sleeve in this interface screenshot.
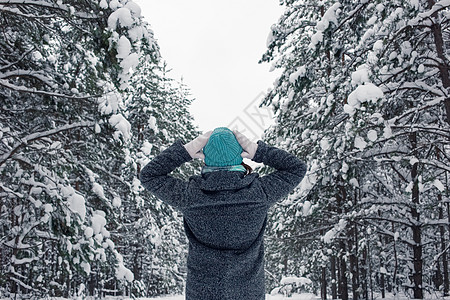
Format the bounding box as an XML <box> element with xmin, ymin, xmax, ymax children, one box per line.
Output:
<box><xmin>139</xmin><ymin>140</ymin><xmax>192</xmax><ymax>209</ymax></box>
<box><xmin>253</xmin><ymin>140</ymin><xmax>307</xmax><ymax>206</ymax></box>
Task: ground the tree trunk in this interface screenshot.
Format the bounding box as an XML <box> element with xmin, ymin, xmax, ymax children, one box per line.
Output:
<box><xmin>331</xmin><ymin>255</ymin><xmax>338</xmax><ymax>299</ymax></box>
<box><xmin>336</xmin><ymin>178</ymin><xmax>348</xmax><ymax>300</ymax></box>
<box><xmin>447</xmin><ymin>197</ymin><xmax>450</xmax><ymax>297</ymax></box>
<box><xmin>410</xmin><ymin>132</ymin><xmax>423</xmax><ymax>299</ymax></box>
<box><xmin>362</xmin><ymin>242</ymin><xmax>369</xmax><ymax>300</ymax></box>
<box><xmin>339</xmin><ymin>241</ymin><xmax>349</xmax><ymax>300</ymax></box>
<box><xmin>437</xmin><ymin>147</ymin><xmax>449</xmax><ymax>296</ymax></box>
<box><xmin>427</xmin><ymin>0</ymin><xmax>450</xmax><ymax>125</ymax></box>
<box><xmin>377</xmin><ymin>235</ymin><xmax>385</xmax><ymax>298</ymax></box>
<box><xmin>434</xmin><ymin>242</ymin><xmax>444</xmax><ymax>289</ymax></box>
<box><xmin>321</xmin><ymin>266</ymin><xmax>327</xmax><ymax>300</ymax></box>
<box><xmin>411</xmin><ymin>225</ymin><xmax>423</xmax><ymax>300</ymax></box>
<box><xmin>88</xmin><ymin>268</ymin><xmax>96</xmax><ymax>296</ymax></box>
<box><xmin>391</xmin><ymin>223</ymin><xmax>398</xmax><ymax>294</ymax></box>
<box><xmin>447</xmin><ymin>198</ymin><xmax>450</xmax><ymax>296</ymax></box>
<box><xmin>440</xmin><ymin>196</ymin><xmax>450</xmax><ymax>296</ymax></box>
<box><xmin>380</xmin><ymin>266</ymin><xmax>385</xmax><ymax>298</ymax></box>
<box><xmin>349</xmin><ymin>223</ymin><xmax>359</xmax><ymax>300</ymax></box>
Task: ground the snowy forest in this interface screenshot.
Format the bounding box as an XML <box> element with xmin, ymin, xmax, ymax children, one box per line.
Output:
<box><xmin>0</xmin><ymin>0</ymin><xmax>449</xmax><ymax>299</ymax></box>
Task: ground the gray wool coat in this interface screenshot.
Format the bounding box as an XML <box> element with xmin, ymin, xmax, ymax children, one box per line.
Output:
<box><xmin>139</xmin><ymin>140</ymin><xmax>307</xmax><ymax>300</ymax></box>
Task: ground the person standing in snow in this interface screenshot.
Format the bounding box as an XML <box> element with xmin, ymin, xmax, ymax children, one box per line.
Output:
<box><xmin>139</xmin><ymin>127</ymin><xmax>306</xmax><ymax>300</ymax></box>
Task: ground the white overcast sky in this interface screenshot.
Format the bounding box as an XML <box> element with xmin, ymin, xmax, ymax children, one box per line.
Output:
<box><xmin>134</xmin><ymin>0</ymin><xmax>284</xmax><ymax>135</ymax></box>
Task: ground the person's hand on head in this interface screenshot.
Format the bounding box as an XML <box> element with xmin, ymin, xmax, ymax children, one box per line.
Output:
<box><xmin>183</xmin><ymin>131</ymin><xmax>213</xmax><ymax>159</ymax></box>
<box><xmin>233</xmin><ymin>130</ymin><xmax>258</xmax><ymax>160</ymax></box>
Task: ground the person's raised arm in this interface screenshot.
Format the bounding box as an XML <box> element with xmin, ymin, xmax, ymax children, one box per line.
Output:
<box><xmin>139</xmin><ymin>131</ymin><xmax>212</xmax><ymax>209</ymax></box>
<box><xmin>234</xmin><ymin>130</ymin><xmax>307</xmax><ymax>206</ymax></box>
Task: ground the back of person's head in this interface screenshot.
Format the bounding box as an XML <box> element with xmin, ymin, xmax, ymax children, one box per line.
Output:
<box><xmin>203</xmin><ymin>127</ymin><xmax>243</xmax><ymax>167</ymax></box>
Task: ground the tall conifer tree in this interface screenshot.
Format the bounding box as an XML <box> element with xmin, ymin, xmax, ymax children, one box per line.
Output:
<box><xmin>261</xmin><ymin>0</ymin><xmax>450</xmax><ymax>298</ymax></box>
<box><xmin>0</xmin><ymin>0</ymin><xmax>199</xmax><ymax>297</ymax></box>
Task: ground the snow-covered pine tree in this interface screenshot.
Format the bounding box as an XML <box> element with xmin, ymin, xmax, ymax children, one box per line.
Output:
<box><xmin>119</xmin><ymin>60</ymin><xmax>200</xmax><ymax>296</ymax></box>
<box><xmin>0</xmin><ymin>0</ymin><xmax>198</xmax><ymax>297</ymax></box>
<box><xmin>346</xmin><ymin>1</ymin><xmax>450</xmax><ymax>298</ymax></box>
<box><xmin>260</xmin><ymin>0</ymin><xmax>449</xmax><ymax>299</ymax></box>
<box><xmin>260</xmin><ymin>0</ymin><xmax>372</xmax><ymax>297</ymax></box>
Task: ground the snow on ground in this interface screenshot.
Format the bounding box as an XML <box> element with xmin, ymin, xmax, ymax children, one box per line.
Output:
<box><xmin>27</xmin><ymin>294</ymin><xmax>318</xmax><ymax>300</ymax></box>
<box><xmin>6</xmin><ymin>293</ymin><xmax>450</xmax><ymax>300</ymax></box>
<box><xmin>100</xmin><ymin>295</ymin><xmax>318</xmax><ymax>300</ymax></box>
<box><xmin>121</xmin><ymin>294</ymin><xmax>449</xmax><ymax>300</ymax></box>
<box><xmin>6</xmin><ymin>291</ymin><xmax>450</xmax><ymax>300</ymax></box>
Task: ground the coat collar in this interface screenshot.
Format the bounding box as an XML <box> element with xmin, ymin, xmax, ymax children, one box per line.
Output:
<box><xmin>191</xmin><ymin>171</ymin><xmax>259</xmax><ymax>192</ymax></box>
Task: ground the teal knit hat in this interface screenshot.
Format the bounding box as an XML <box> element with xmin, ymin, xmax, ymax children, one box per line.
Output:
<box><xmin>203</xmin><ymin>127</ymin><xmax>243</xmax><ymax>167</ymax></box>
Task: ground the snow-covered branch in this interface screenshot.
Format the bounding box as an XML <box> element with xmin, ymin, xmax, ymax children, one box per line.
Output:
<box><xmin>334</xmin><ymin>2</ymin><xmax>368</xmax><ymax>33</ymax></box>
<box><xmin>0</xmin><ymin>70</ymin><xmax>56</xmax><ymax>86</ymax></box>
<box><xmin>0</xmin><ymin>79</ymin><xmax>99</xmax><ymax>99</ymax></box>
<box><xmin>0</xmin><ymin>182</ymin><xmax>25</xmax><ymax>198</ymax></box>
<box><xmin>365</xmin><ymin>220</ymin><xmax>416</xmax><ymax>247</ymax></box>
<box><xmin>267</xmin><ymin>225</ymin><xmax>333</xmax><ymax>241</ymax></box>
<box><xmin>0</xmin><ymin>0</ymin><xmax>99</xmax><ymax>19</ymax></box>
<box><xmin>423</xmin><ymin>218</ymin><xmax>450</xmax><ymax>227</ymax></box>
<box><xmin>390</xmin><ymin>124</ymin><xmax>450</xmax><ymax>136</ymax></box>
<box><xmin>364</xmin><ymin>215</ymin><xmax>420</xmax><ymax>228</ymax></box>
<box><xmin>0</xmin><ymin>5</ymin><xmax>56</xmax><ymax>18</ymax></box>
<box><xmin>420</xmin><ymin>158</ymin><xmax>450</xmax><ymax>172</ymax></box>
<box><xmin>361</xmin><ymin>144</ymin><xmax>411</xmax><ymax>161</ymax></box>
<box><xmin>94</xmin><ymin>164</ymin><xmax>132</xmax><ymax>188</ymax></box>
<box><xmin>0</xmin><ymin>121</ymin><xmax>96</xmax><ymax>167</ymax></box>
<box><xmin>383</xmin><ymin>81</ymin><xmax>446</xmax><ymax>98</ymax></box>
<box><xmin>3</xmin><ymin>219</ymin><xmax>42</xmax><ymax>250</ymax></box>
<box><xmin>387</xmin><ymin>97</ymin><xmax>446</xmax><ymax>124</ymax></box>
<box><xmin>0</xmin><ymin>48</ymin><xmax>35</xmax><ymax>71</ymax></box>
<box><xmin>360</xmin><ymin>198</ymin><xmax>413</xmax><ymax>208</ymax></box>
<box><xmin>9</xmin><ymin>276</ymin><xmax>38</xmax><ymax>292</ymax></box>
<box><xmin>409</xmin><ymin>0</ymin><xmax>450</xmax><ymax>26</ymax></box>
